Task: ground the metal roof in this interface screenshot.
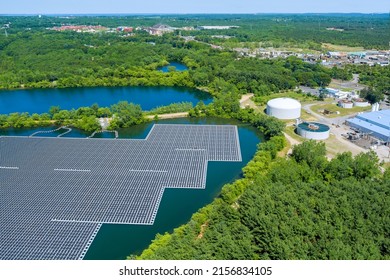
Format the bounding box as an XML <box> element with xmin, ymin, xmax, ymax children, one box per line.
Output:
<box><xmin>347</xmin><ymin>110</ymin><xmax>390</xmax><ymax>141</ymax></box>
<box><xmin>355</xmin><ymin>110</ymin><xmax>390</xmax><ymax>130</ymax></box>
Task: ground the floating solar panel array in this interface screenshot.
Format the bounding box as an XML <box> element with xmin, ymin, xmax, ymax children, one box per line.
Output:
<box><xmin>0</xmin><ymin>124</ymin><xmax>241</xmax><ymax>260</ymax></box>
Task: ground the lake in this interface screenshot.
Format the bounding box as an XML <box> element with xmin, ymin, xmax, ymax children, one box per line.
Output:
<box><xmin>158</xmin><ymin>62</ymin><xmax>188</xmax><ymax>73</ymax></box>
<box><xmin>0</xmin><ymin>117</ymin><xmax>261</xmax><ymax>260</ymax></box>
<box><xmin>0</xmin><ymin>86</ymin><xmax>211</xmax><ymax>114</ymax></box>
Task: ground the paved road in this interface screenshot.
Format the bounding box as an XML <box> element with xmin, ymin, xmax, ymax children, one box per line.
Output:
<box><xmin>330</xmin><ymin>74</ymin><xmax>366</xmax><ymax>91</ymax></box>
<box><xmin>299</xmin><ymin>86</ymin><xmax>320</xmax><ymax>96</ymax></box>
<box><xmin>302</xmin><ymin>103</ymin><xmax>353</xmax><ymax>126</ymax></box>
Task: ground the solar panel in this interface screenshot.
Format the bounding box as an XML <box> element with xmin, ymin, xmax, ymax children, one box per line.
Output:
<box><xmin>0</xmin><ymin>124</ymin><xmax>242</xmax><ymax>260</ymax></box>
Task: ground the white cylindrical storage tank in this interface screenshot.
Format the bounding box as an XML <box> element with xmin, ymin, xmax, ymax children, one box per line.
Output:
<box><xmin>338</xmin><ymin>100</ymin><xmax>353</xmax><ymax>109</ymax></box>
<box><xmin>266</xmin><ymin>98</ymin><xmax>301</xmax><ymax>120</ymax></box>
<box><xmin>297</xmin><ymin>122</ymin><xmax>330</xmax><ymax>140</ymax></box>
<box><xmin>353</xmin><ymin>98</ymin><xmax>370</xmax><ymax>107</ymax></box>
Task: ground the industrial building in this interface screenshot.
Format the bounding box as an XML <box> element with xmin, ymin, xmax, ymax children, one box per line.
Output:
<box><xmin>347</xmin><ymin>110</ymin><xmax>390</xmax><ymax>143</ymax></box>
<box><xmin>325</xmin><ymin>87</ymin><xmax>351</xmax><ymax>99</ymax></box>
<box><xmin>266</xmin><ymin>97</ymin><xmax>301</xmax><ymax>120</ymax></box>
<box><xmin>197</xmin><ymin>25</ymin><xmax>239</xmax><ymax>30</ymax></box>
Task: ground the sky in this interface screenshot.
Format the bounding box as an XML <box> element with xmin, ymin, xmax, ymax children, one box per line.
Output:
<box><xmin>1</xmin><ymin>0</ymin><xmax>389</xmax><ymax>14</ymax></box>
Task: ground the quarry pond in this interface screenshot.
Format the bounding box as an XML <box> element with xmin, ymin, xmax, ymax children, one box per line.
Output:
<box><xmin>0</xmin><ymin>117</ymin><xmax>261</xmax><ymax>259</ymax></box>
<box><xmin>0</xmin><ymin>86</ymin><xmax>211</xmax><ymax>114</ymax></box>
<box><xmin>0</xmin><ymin>84</ymin><xmax>261</xmax><ymax>259</ymax></box>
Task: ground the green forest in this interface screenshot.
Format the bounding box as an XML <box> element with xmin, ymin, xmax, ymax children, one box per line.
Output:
<box><xmin>0</xmin><ymin>31</ymin><xmax>334</xmax><ymax>93</ymax></box>
<box><xmin>1</xmin><ymin>14</ymin><xmax>389</xmax><ymax>94</ymax></box>
<box><xmin>137</xmin><ymin>140</ymin><xmax>389</xmax><ymax>260</ymax></box>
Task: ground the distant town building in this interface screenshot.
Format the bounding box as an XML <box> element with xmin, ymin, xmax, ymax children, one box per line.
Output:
<box><xmin>326</xmin><ymin>27</ymin><xmax>344</xmax><ymax>32</ymax></box>
<box><xmin>116</xmin><ymin>26</ymin><xmax>133</xmax><ymax>33</ymax></box>
<box><xmin>51</xmin><ymin>25</ymin><xmax>108</xmax><ymax>33</ymax></box>
<box><xmin>145</xmin><ymin>24</ymin><xmax>174</xmax><ymax>36</ymax></box>
<box><xmin>197</xmin><ymin>26</ymin><xmax>239</xmax><ymax>30</ymax></box>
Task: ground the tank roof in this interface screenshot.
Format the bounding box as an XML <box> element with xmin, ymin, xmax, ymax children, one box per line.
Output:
<box><xmin>267</xmin><ymin>98</ymin><xmax>301</xmax><ymax>109</ymax></box>
<box><xmin>298</xmin><ymin>122</ymin><xmax>330</xmax><ymax>132</ymax></box>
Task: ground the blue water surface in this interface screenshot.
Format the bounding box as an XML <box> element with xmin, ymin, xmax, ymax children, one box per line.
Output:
<box><xmin>158</xmin><ymin>62</ymin><xmax>189</xmax><ymax>73</ymax></box>
<box><xmin>0</xmin><ymin>86</ymin><xmax>210</xmax><ymax>114</ymax></box>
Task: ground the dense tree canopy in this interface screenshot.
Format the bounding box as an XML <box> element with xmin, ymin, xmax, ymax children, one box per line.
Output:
<box><xmin>137</xmin><ymin>141</ymin><xmax>389</xmax><ymax>260</ymax></box>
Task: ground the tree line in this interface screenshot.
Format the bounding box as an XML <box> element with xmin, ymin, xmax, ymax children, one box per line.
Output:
<box><xmin>0</xmin><ymin>102</ymin><xmax>146</xmax><ymax>132</ymax></box>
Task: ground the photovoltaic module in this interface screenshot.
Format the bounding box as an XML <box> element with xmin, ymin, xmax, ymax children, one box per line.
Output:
<box><xmin>0</xmin><ymin>124</ymin><xmax>241</xmax><ymax>260</ymax></box>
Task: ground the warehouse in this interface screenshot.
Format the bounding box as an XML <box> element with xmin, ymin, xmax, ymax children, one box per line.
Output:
<box><xmin>347</xmin><ymin>110</ymin><xmax>390</xmax><ymax>143</ymax></box>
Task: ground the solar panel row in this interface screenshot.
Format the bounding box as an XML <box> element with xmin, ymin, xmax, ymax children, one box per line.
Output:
<box><xmin>0</xmin><ymin>125</ymin><xmax>242</xmax><ymax>260</ymax></box>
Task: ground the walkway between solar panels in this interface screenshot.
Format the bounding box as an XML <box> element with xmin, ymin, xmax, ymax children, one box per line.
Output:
<box><xmin>29</xmin><ymin>126</ymin><xmax>72</xmax><ymax>137</ymax></box>
<box><xmin>0</xmin><ymin>124</ymin><xmax>242</xmax><ymax>260</ymax></box>
<box><xmin>88</xmin><ymin>130</ymin><xmax>119</xmax><ymax>139</ymax></box>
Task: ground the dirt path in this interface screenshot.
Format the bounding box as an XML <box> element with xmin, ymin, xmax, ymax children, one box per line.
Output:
<box><xmin>146</xmin><ymin>112</ymin><xmax>189</xmax><ymax>120</ymax></box>
<box><xmin>239</xmin><ymin>93</ymin><xmax>254</xmax><ymax>104</ymax></box>
<box><xmin>240</xmin><ymin>93</ymin><xmax>262</xmax><ymax>112</ymax></box>
<box><xmin>283</xmin><ymin>131</ymin><xmax>302</xmax><ymax>155</ymax></box>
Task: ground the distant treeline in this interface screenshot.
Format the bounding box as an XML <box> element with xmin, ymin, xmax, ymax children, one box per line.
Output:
<box><xmin>2</xmin><ymin>14</ymin><xmax>389</xmax><ymax>48</ymax></box>
<box><xmin>1</xmin><ymin>23</ymin><xmax>388</xmax><ymax>103</ymax></box>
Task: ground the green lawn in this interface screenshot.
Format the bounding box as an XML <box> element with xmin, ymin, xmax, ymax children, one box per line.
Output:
<box><xmin>322</xmin><ymin>43</ymin><xmax>365</xmax><ymax>52</ymax></box>
<box><xmin>255</xmin><ymin>91</ymin><xmax>318</xmax><ymax>106</ymax></box>
<box><xmin>300</xmin><ymin>109</ymin><xmax>319</xmax><ymax>121</ymax></box>
<box><xmin>284</xmin><ymin>125</ymin><xmax>305</xmax><ymax>142</ymax></box>
<box><xmin>311</xmin><ymin>103</ymin><xmax>371</xmax><ymax>118</ymax></box>
<box><xmin>328</xmin><ymin>84</ymin><xmax>355</xmax><ymax>92</ymax></box>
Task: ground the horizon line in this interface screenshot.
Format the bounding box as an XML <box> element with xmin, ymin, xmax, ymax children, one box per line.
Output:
<box><xmin>0</xmin><ymin>12</ymin><xmax>389</xmax><ymax>16</ymax></box>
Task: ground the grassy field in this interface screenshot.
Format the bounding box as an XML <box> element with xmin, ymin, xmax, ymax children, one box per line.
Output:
<box><xmin>323</xmin><ymin>134</ymin><xmax>347</xmax><ymax>158</ymax></box>
<box><xmin>311</xmin><ymin>103</ymin><xmax>371</xmax><ymax>118</ymax></box>
<box><xmin>284</xmin><ymin>125</ymin><xmax>305</xmax><ymax>142</ymax></box>
<box><xmin>300</xmin><ymin>109</ymin><xmax>319</xmax><ymax>121</ymax></box>
<box><xmin>322</xmin><ymin>43</ymin><xmax>365</xmax><ymax>52</ymax></box>
<box><xmin>255</xmin><ymin>91</ymin><xmax>318</xmax><ymax>106</ymax></box>
<box><xmin>328</xmin><ymin>84</ymin><xmax>355</xmax><ymax>92</ymax></box>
